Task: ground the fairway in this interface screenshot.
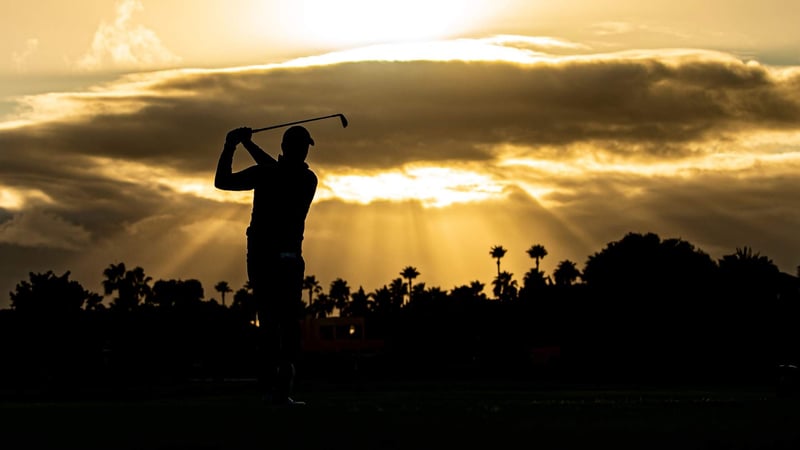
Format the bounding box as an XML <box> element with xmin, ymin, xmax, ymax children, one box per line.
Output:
<box><xmin>2</xmin><ymin>380</ymin><xmax>798</xmax><ymax>450</ymax></box>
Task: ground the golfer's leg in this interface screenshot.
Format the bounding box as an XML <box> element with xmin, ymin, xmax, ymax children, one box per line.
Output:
<box><xmin>274</xmin><ymin>257</ymin><xmax>305</xmax><ymax>402</ymax></box>
<box><xmin>248</xmin><ymin>248</ymin><xmax>281</xmax><ymax>399</ymax></box>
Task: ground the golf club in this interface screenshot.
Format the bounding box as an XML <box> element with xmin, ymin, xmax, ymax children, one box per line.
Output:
<box><xmin>252</xmin><ymin>113</ymin><xmax>348</xmax><ymax>133</ymax></box>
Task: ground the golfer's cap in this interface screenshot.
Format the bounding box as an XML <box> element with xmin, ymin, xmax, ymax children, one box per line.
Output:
<box><xmin>283</xmin><ymin>125</ymin><xmax>314</xmax><ymax>146</ymax></box>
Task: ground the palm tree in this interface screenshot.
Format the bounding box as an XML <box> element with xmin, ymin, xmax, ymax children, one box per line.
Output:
<box><xmin>349</xmin><ymin>286</ymin><xmax>371</xmax><ymax>317</ymax></box>
<box><xmin>400</xmin><ymin>266</ymin><xmax>420</xmax><ymax>304</ymax></box>
<box><xmin>490</xmin><ymin>245</ymin><xmax>507</xmax><ymax>276</ymax></box>
<box><xmin>526</xmin><ymin>244</ymin><xmax>548</xmax><ymax>271</ymax></box>
<box><xmin>302</xmin><ymin>275</ymin><xmax>323</xmax><ymax>310</ymax></box>
<box><xmin>718</xmin><ymin>246</ymin><xmax>780</xmax><ymax>299</ymax></box>
<box><xmin>369</xmin><ymin>286</ymin><xmax>393</xmax><ymax>316</ymax></box>
<box><xmin>523</xmin><ymin>268</ymin><xmax>549</xmax><ymax>291</ymax></box>
<box><xmin>310</xmin><ymin>293</ymin><xmax>333</xmax><ymax>318</ymax></box>
<box><xmin>389</xmin><ymin>277</ymin><xmax>407</xmax><ymax>310</ymax></box>
<box><xmin>214</xmin><ymin>281</ymin><xmax>233</xmax><ymax>307</ymax></box>
<box><xmin>553</xmin><ymin>260</ymin><xmax>581</xmax><ymax>286</ymax></box>
<box><xmin>329</xmin><ymin>278</ymin><xmax>351</xmax><ymax>317</ymax></box>
<box><xmin>720</xmin><ymin>246</ymin><xmax>777</xmax><ymax>270</ymax></box>
<box><xmin>492</xmin><ymin>271</ymin><xmax>518</xmax><ymax>302</ymax></box>
<box><xmin>102</xmin><ymin>262</ymin><xmax>152</xmax><ymax>312</ymax></box>
<box><xmin>231</xmin><ymin>286</ymin><xmax>256</xmax><ymax>323</ymax></box>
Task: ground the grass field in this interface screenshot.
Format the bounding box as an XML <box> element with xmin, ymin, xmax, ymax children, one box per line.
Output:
<box><xmin>1</xmin><ymin>378</ymin><xmax>799</xmax><ymax>450</ymax></box>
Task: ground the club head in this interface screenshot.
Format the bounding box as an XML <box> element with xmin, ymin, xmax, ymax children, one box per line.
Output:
<box><xmin>339</xmin><ymin>114</ymin><xmax>348</xmax><ymax>128</ymax></box>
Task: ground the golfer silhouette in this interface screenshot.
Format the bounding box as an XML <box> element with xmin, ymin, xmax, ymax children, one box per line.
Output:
<box><xmin>215</xmin><ymin>125</ymin><xmax>318</xmax><ymax>406</ymax></box>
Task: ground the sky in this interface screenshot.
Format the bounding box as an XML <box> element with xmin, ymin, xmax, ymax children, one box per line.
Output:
<box><xmin>1</xmin><ymin>0</ymin><xmax>799</xmax><ymax>308</ymax></box>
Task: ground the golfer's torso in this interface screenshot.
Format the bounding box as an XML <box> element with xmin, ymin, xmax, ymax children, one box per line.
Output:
<box><xmin>248</xmin><ymin>163</ymin><xmax>316</xmax><ymax>252</ymax></box>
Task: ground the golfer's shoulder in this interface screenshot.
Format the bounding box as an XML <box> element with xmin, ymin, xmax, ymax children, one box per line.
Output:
<box><xmin>300</xmin><ymin>163</ymin><xmax>316</xmax><ymax>177</ymax></box>
<box><xmin>305</xmin><ymin>167</ymin><xmax>318</xmax><ymax>186</ymax></box>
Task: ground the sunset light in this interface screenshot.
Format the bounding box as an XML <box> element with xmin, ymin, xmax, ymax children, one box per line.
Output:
<box><xmin>0</xmin><ymin>188</ymin><xmax>53</xmax><ymax>210</ymax></box>
<box><xmin>318</xmin><ymin>166</ymin><xmax>506</xmax><ymax>208</ymax></box>
<box><xmin>269</xmin><ymin>0</ymin><xmax>488</xmax><ymax>47</ymax></box>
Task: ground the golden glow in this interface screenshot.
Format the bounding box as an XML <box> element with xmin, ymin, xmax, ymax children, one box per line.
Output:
<box><xmin>156</xmin><ymin>214</ymin><xmax>243</xmax><ymax>279</ymax></box>
<box><xmin>80</xmin><ymin>131</ymin><xmax>800</xmax><ymax>213</ymax></box>
<box><xmin>0</xmin><ymin>187</ymin><xmax>53</xmax><ymax>209</ymax></box>
<box><xmin>500</xmin><ymin>151</ymin><xmax>800</xmax><ymax>178</ymax></box>
<box><xmin>269</xmin><ymin>0</ymin><xmax>487</xmax><ymax>47</ymax></box>
<box><xmin>0</xmin><ymin>71</ymin><xmax>189</xmax><ymax>130</ymax></box>
<box><xmin>88</xmin><ymin>157</ymin><xmax>253</xmax><ymax>204</ymax></box>
<box><xmin>304</xmin><ymin>186</ymin><xmax>543</xmax><ymax>294</ymax></box>
<box><xmin>280</xmin><ymin>38</ymin><xmax>543</xmax><ymax>65</ymax></box>
<box><xmin>317</xmin><ymin>165</ymin><xmax>506</xmax><ymax>207</ymax></box>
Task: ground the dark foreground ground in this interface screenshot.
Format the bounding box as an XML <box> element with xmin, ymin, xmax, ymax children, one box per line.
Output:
<box><xmin>1</xmin><ymin>377</ymin><xmax>799</xmax><ymax>450</ymax></box>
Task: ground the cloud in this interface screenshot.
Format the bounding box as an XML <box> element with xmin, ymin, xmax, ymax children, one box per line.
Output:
<box><xmin>592</xmin><ymin>22</ymin><xmax>637</xmax><ymax>37</ymax></box>
<box><xmin>484</xmin><ymin>35</ymin><xmax>592</xmax><ymax>53</ymax></box>
<box><xmin>591</xmin><ymin>21</ymin><xmax>692</xmax><ymax>40</ymax></box>
<box><xmin>0</xmin><ymin>209</ymin><xmax>91</xmax><ymax>250</ymax></box>
<box><xmin>5</xmin><ymin>46</ymin><xmax>799</xmax><ymax>173</ymax></box>
<box><xmin>11</xmin><ymin>38</ymin><xmax>39</xmax><ymax>72</ymax></box>
<box><xmin>75</xmin><ymin>0</ymin><xmax>180</xmax><ymax>71</ymax></box>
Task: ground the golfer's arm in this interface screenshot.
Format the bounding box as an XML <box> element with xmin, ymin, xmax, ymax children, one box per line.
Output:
<box><xmin>242</xmin><ymin>139</ymin><xmax>276</xmax><ymax>166</ymax></box>
<box><xmin>215</xmin><ymin>145</ymin><xmax>256</xmax><ymax>190</ymax></box>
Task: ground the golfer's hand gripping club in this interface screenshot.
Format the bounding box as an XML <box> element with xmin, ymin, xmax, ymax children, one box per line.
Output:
<box><xmin>225</xmin><ymin>127</ymin><xmax>252</xmax><ymax>146</ymax></box>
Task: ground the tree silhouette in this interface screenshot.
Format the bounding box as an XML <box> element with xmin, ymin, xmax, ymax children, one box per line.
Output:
<box><xmin>10</xmin><ymin>270</ymin><xmax>100</xmax><ymax>314</ymax></box>
<box><xmin>102</xmin><ymin>263</ymin><xmax>152</xmax><ymax>312</ymax></box>
<box><xmin>389</xmin><ymin>277</ymin><xmax>407</xmax><ymax>309</ymax></box>
<box><xmin>349</xmin><ymin>286</ymin><xmax>371</xmax><ymax>317</ymax></box>
<box><xmin>410</xmin><ymin>282</ymin><xmax>427</xmax><ymax>301</ymax></box>
<box><xmin>369</xmin><ymin>286</ymin><xmax>394</xmax><ymax>316</ymax></box>
<box><xmin>469</xmin><ymin>280</ymin><xmax>487</xmax><ymax>301</ymax></box>
<box><xmin>329</xmin><ymin>278</ymin><xmax>351</xmax><ymax>316</ymax></box>
<box><xmin>526</xmin><ymin>244</ymin><xmax>548</xmax><ymax>271</ymax></box>
<box><xmin>581</xmin><ymin>232</ymin><xmax>717</xmax><ymax>295</ymax></box>
<box><xmin>150</xmin><ymin>279</ymin><xmax>204</xmax><ymax>309</ymax></box>
<box><xmin>302</xmin><ymin>275</ymin><xmax>322</xmax><ymax>311</ymax></box>
<box><xmin>309</xmin><ymin>293</ymin><xmax>334</xmax><ymax>318</ymax></box>
<box><xmin>490</xmin><ymin>245</ymin><xmax>507</xmax><ymax>276</ymax></box>
<box><xmin>5</xmin><ymin>228</ymin><xmax>800</xmax><ymax>387</ymax></box>
<box><xmin>231</xmin><ymin>286</ymin><xmax>256</xmax><ymax>323</ymax></box>
<box><xmin>400</xmin><ymin>266</ymin><xmax>420</xmax><ymax>305</ymax></box>
<box><xmin>450</xmin><ymin>281</ymin><xmax>488</xmax><ymax>304</ymax></box>
<box><xmin>214</xmin><ymin>281</ymin><xmax>233</xmax><ymax>308</ymax></box>
<box><xmin>522</xmin><ymin>268</ymin><xmax>549</xmax><ymax>292</ymax></box>
<box><xmin>718</xmin><ymin>246</ymin><xmax>781</xmax><ymax>300</ymax></box>
<box><xmin>492</xmin><ymin>271</ymin><xmax>518</xmax><ymax>302</ymax></box>
<box><xmin>553</xmin><ymin>260</ymin><xmax>581</xmax><ymax>286</ymax></box>
<box><xmin>719</xmin><ymin>246</ymin><xmax>779</xmax><ymax>277</ymax></box>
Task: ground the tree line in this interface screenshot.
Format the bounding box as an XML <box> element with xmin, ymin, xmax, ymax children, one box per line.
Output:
<box><xmin>2</xmin><ymin>231</ymin><xmax>799</xmax><ymax>391</ymax></box>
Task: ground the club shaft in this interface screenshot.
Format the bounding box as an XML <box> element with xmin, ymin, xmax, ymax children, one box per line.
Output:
<box><xmin>252</xmin><ymin>114</ymin><xmax>344</xmax><ymax>133</ymax></box>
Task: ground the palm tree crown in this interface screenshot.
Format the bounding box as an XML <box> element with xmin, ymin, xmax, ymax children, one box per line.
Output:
<box><xmin>526</xmin><ymin>244</ymin><xmax>548</xmax><ymax>270</ymax></box>
<box><xmin>553</xmin><ymin>260</ymin><xmax>581</xmax><ymax>286</ymax></box>
<box><xmin>302</xmin><ymin>275</ymin><xmax>322</xmax><ymax>309</ymax></box>
<box><xmin>490</xmin><ymin>245</ymin><xmax>507</xmax><ymax>275</ymax></box>
<box><xmin>214</xmin><ymin>281</ymin><xmax>233</xmax><ymax>307</ymax></box>
<box><xmin>400</xmin><ymin>266</ymin><xmax>420</xmax><ymax>304</ymax></box>
<box><xmin>329</xmin><ymin>278</ymin><xmax>351</xmax><ymax>316</ymax></box>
